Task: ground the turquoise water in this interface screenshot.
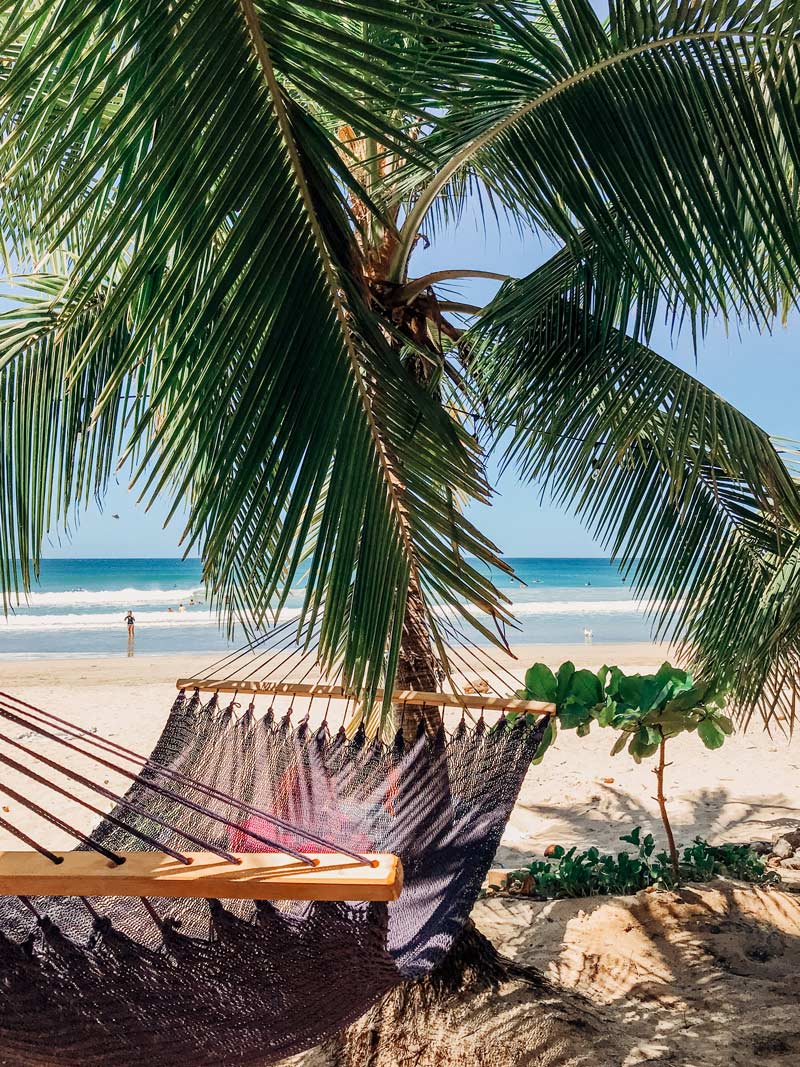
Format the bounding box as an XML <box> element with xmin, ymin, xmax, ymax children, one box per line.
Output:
<box><xmin>0</xmin><ymin>558</ymin><xmax>653</xmax><ymax>658</ymax></box>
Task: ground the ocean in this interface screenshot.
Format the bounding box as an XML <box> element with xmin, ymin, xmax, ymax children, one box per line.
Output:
<box><xmin>0</xmin><ymin>558</ymin><xmax>654</xmax><ymax>659</ymax></box>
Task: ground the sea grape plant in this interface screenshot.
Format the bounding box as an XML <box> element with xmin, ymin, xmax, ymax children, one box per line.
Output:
<box><xmin>483</xmin><ymin>829</ymin><xmax>775</xmax><ymax>901</ymax></box>
<box><xmin>514</xmin><ymin>661</ymin><xmax>734</xmax><ymax>875</ymax></box>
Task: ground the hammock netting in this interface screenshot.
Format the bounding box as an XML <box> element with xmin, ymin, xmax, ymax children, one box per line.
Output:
<box><xmin>0</xmin><ymin>686</ymin><xmax>546</xmax><ymax>1066</ymax></box>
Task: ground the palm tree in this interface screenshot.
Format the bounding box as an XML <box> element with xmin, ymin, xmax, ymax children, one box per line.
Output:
<box><xmin>2</xmin><ymin>1</ymin><xmax>800</xmax><ymax>1061</ymax></box>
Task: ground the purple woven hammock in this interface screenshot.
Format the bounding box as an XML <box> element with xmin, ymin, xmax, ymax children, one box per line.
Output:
<box><xmin>0</xmin><ymin>689</ymin><xmax>545</xmax><ymax>1066</ymax></box>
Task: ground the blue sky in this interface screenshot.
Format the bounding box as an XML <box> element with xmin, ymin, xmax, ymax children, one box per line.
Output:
<box><xmin>45</xmin><ymin>209</ymin><xmax>800</xmax><ymax>559</ymax></box>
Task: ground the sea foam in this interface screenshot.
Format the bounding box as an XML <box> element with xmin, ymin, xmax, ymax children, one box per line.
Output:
<box><xmin>1</xmin><ymin>609</ymin><xmax>215</xmax><ymax>632</ymax></box>
<box><xmin>17</xmin><ymin>587</ymin><xmax>203</xmax><ymax>608</ymax></box>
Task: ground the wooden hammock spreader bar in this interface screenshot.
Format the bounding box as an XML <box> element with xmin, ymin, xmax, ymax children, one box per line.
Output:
<box><xmin>175</xmin><ymin>679</ymin><xmax>556</xmax><ymax>715</ymax></box>
<box><xmin>0</xmin><ymin>851</ymin><xmax>403</xmax><ymax>903</ymax></box>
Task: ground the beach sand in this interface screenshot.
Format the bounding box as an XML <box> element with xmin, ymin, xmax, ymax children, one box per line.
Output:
<box><xmin>3</xmin><ymin>645</ymin><xmax>800</xmax><ymax>1066</ymax></box>
<box><xmin>1</xmin><ymin>642</ymin><xmax>798</xmax><ymax>857</ymax></box>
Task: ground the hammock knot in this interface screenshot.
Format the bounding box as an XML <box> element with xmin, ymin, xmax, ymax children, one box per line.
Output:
<box><xmin>432</xmin><ymin>725</ymin><xmax>447</xmax><ymax>754</ymax></box>
<box><xmin>88</xmin><ymin>915</ymin><xmax>140</xmax><ymax>960</ymax></box>
<box><xmin>314</xmin><ymin>722</ymin><xmax>330</xmax><ymax>751</ymax></box>
<box><xmin>392</xmin><ymin>727</ymin><xmax>405</xmax><ymax>757</ymax></box>
<box><xmin>207</xmin><ymin>899</ymin><xmax>240</xmax><ymax>939</ymax></box>
<box><xmin>352</xmin><ymin>722</ymin><xmax>367</xmax><ymax>750</ymax></box>
<box><xmin>39</xmin><ymin>917</ymin><xmax>83</xmax><ymax>962</ymax></box>
<box><xmin>254</xmin><ymin>900</ymin><xmax>281</xmax><ymax>928</ymax></box>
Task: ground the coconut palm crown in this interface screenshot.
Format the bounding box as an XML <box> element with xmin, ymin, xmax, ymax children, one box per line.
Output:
<box><xmin>2</xmin><ymin>0</ymin><xmax>800</xmax><ymax>724</ymax></box>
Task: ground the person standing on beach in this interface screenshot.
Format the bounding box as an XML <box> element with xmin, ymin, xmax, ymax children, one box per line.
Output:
<box><xmin>125</xmin><ymin>610</ymin><xmax>135</xmax><ymax>635</ymax></box>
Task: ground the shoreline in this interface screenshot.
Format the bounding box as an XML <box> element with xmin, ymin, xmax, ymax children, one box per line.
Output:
<box><xmin>1</xmin><ymin>643</ymin><xmax>798</xmax><ymax>865</ymax></box>
<box><xmin>0</xmin><ymin>640</ymin><xmax>665</xmax><ymax>671</ymax></box>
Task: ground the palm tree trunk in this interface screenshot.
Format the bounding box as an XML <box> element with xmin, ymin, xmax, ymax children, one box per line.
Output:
<box><xmin>287</xmin><ymin>605</ymin><xmax>611</xmax><ymax>1067</ymax></box>
<box><xmin>287</xmin><ymin>918</ymin><xmax>612</xmax><ymax>1067</ymax></box>
<box><xmin>394</xmin><ymin>577</ymin><xmax>444</xmax><ymax>742</ymax></box>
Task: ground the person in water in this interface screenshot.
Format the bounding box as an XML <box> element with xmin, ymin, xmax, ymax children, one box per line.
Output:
<box><xmin>125</xmin><ymin>610</ymin><xmax>135</xmax><ymax>635</ymax></box>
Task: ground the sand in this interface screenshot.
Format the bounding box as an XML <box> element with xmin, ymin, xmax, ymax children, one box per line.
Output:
<box><xmin>2</xmin><ymin>643</ymin><xmax>797</xmax><ymax>858</ymax></box>
<box><xmin>2</xmin><ymin>644</ymin><xmax>800</xmax><ymax>1065</ymax></box>
<box><xmin>473</xmin><ymin>881</ymin><xmax>800</xmax><ymax>1066</ymax></box>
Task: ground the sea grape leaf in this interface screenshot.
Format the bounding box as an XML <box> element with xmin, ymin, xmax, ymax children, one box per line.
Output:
<box><xmin>697</xmin><ymin>717</ymin><xmax>726</xmax><ymax>749</ymax></box>
<box><xmin>532</xmin><ymin>719</ymin><xmax>556</xmax><ymax>764</ymax></box>
<box><xmin>568</xmin><ymin>668</ymin><xmax>603</xmax><ymax>706</ymax></box>
<box><xmin>647</xmin><ymin>708</ymin><xmax>694</xmax><ymax>737</ymax></box>
<box><xmin>619</xmin><ymin>674</ymin><xmax>644</xmax><ymax>706</ymax></box>
<box><xmin>556</xmin><ymin>661</ymin><xmax>576</xmax><ymax>703</ymax></box>
<box><xmin>628</xmin><ymin>726</ymin><xmax>660</xmax><ymax>762</ymax></box>
<box><xmin>525</xmin><ymin>663</ymin><xmax>557</xmax><ymax>702</ymax></box>
<box><xmin>602</xmin><ymin>665</ymin><xmax>624</xmax><ymax>700</ymax></box>
<box><xmin>638</xmin><ymin>725</ymin><xmax>661</xmax><ymax>747</ymax></box>
<box><xmin>714</xmin><ymin>712</ymin><xmax>735</xmax><ymax>736</ymax></box>
<box><xmin>639</xmin><ymin>676</ymin><xmax>671</xmax><ymax>711</ymax></box>
<box><xmin>558</xmin><ymin>703</ymin><xmax>593</xmax><ymax>730</ymax></box>
<box><xmin>665</xmin><ymin>683</ymin><xmax>711</xmax><ymax>712</ymax></box>
<box><xmin>592</xmin><ymin>702</ymin><xmax>615</xmax><ymax>727</ymax></box>
<box><xmin>610</xmin><ymin>733</ymin><xmax>627</xmax><ymax>756</ymax></box>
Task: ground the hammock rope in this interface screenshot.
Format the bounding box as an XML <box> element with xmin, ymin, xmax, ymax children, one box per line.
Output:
<box><xmin>0</xmin><ymin>691</ymin><xmax>379</xmax><ymax>866</ymax></box>
<box><xmin>0</xmin><ymin>622</ymin><xmax>551</xmax><ymax>1066</ymax></box>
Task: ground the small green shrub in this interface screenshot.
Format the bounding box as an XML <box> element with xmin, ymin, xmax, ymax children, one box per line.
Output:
<box><xmin>483</xmin><ymin>828</ymin><xmax>777</xmax><ymax>900</ymax></box>
<box><xmin>512</xmin><ymin>660</ymin><xmax>734</xmax><ymax>875</ymax></box>
<box><xmin>513</xmin><ymin>660</ymin><xmax>733</xmax><ymax>765</ymax></box>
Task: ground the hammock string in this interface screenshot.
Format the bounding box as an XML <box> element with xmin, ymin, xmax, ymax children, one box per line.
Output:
<box><xmin>0</xmin><ymin>693</ymin><xmax>376</xmax><ymax>867</ymax></box>
<box><xmin>0</xmin><ymin>734</ymin><xmax>192</xmax><ymax>865</ymax></box>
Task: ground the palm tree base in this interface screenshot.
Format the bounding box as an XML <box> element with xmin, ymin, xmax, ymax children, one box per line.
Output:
<box><xmin>286</xmin><ymin>922</ymin><xmax>617</xmax><ymax>1067</ymax></box>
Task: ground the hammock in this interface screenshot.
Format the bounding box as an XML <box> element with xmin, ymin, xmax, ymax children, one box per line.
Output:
<box><xmin>0</xmin><ymin>627</ymin><xmax>552</xmax><ymax>1066</ymax></box>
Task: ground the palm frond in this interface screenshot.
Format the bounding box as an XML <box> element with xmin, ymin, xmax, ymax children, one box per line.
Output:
<box><xmin>391</xmin><ymin>0</ymin><xmax>800</xmax><ymax>320</ymax></box>
<box><xmin>471</xmin><ymin>243</ymin><xmax>800</xmax><ymax>725</ymax></box>
<box><xmin>0</xmin><ymin>274</ymin><xmax>134</xmax><ymax>607</ymax></box>
<box><xmin>0</xmin><ymin>0</ymin><xmax>511</xmax><ymax>700</ymax></box>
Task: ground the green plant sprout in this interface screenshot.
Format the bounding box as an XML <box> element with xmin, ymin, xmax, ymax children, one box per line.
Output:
<box><xmin>484</xmin><ymin>830</ymin><xmax>775</xmax><ymax>900</ymax></box>
<box><xmin>514</xmin><ymin>661</ymin><xmax>734</xmax><ymax>878</ymax></box>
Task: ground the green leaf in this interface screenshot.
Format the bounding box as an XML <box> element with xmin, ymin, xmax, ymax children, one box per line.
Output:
<box><xmin>638</xmin><ymin>676</ymin><xmax>670</xmax><ymax>711</ymax></box>
<box><xmin>525</xmin><ymin>663</ymin><xmax>558</xmax><ymax>703</ymax></box>
<box><xmin>567</xmin><ymin>668</ymin><xmax>603</xmax><ymax>707</ymax></box>
<box><xmin>558</xmin><ymin>704</ymin><xmax>592</xmax><ymax>730</ymax></box>
<box><xmin>610</xmin><ymin>733</ymin><xmax>627</xmax><ymax>757</ymax></box>
<box><xmin>619</xmin><ymin>675</ymin><xmax>645</xmax><ymax>707</ymax></box>
<box><xmin>664</xmin><ymin>685</ymin><xmax>711</xmax><ymax>713</ymax></box>
<box><xmin>648</xmin><ymin>709</ymin><xmax>695</xmax><ymax>739</ymax></box>
<box><xmin>697</xmin><ymin>717</ymin><xmax>726</xmax><ymax>750</ymax></box>
<box><xmin>620</xmin><ymin>827</ymin><xmax>641</xmax><ymax>847</ymax></box>
<box><xmin>592</xmin><ymin>702</ymin><xmax>615</xmax><ymax>727</ymax></box>
<box><xmin>638</xmin><ymin>725</ymin><xmax>661</xmax><ymax>748</ymax></box>
<box><xmin>532</xmin><ymin>720</ymin><xmax>556</xmax><ymax>764</ymax></box>
<box><xmin>556</xmin><ymin>660</ymin><xmax>575</xmax><ymax>703</ymax></box>
<box><xmin>713</xmin><ymin>713</ymin><xmax>735</xmax><ymax>737</ymax></box>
